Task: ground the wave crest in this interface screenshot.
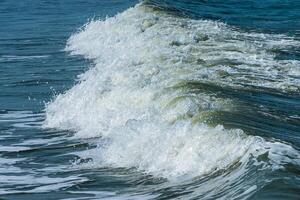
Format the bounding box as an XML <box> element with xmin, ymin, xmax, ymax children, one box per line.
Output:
<box><xmin>44</xmin><ymin>4</ymin><xmax>300</xmax><ymax>181</ymax></box>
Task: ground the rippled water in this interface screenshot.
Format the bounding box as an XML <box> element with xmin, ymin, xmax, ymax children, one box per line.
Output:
<box><xmin>1</xmin><ymin>0</ymin><xmax>300</xmax><ymax>199</ymax></box>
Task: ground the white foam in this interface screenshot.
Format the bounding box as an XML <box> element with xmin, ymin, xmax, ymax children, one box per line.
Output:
<box><xmin>0</xmin><ymin>111</ymin><xmax>44</xmax><ymax>128</ymax></box>
<box><xmin>0</xmin><ymin>174</ymin><xmax>87</xmax><ymax>194</ymax></box>
<box><xmin>0</xmin><ymin>55</ymin><xmax>50</xmax><ymax>62</ymax></box>
<box><xmin>44</xmin><ymin>4</ymin><xmax>300</xmax><ymax>180</ymax></box>
<box><xmin>78</xmin><ymin>123</ymin><xmax>256</xmax><ymax>179</ymax></box>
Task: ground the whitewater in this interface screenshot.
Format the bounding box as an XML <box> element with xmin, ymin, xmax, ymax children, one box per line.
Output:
<box><xmin>41</xmin><ymin>4</ymin><xmax>300</xmax><ymax>199</ymax></box>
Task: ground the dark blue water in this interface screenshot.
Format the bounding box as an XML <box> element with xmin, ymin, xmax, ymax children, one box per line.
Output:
<box><xmin>146</xmin><ymin>0</ymin><xmax>300</xmax><ymax>33</ymax></box>
<box><xmin>0</xmin><ymin>0</ymin><xmax>299</xmax><ymax>199</ymax></box>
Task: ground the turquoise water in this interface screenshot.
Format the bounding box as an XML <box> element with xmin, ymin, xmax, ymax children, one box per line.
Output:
<box><xmin>0</xmin><ymin>0</ymin><xmax>300</xmax><ymax>199</ymax></box>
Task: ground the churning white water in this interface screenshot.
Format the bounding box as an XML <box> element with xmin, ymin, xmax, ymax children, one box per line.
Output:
<box><xmin>44</xmin><ymin>4</ymin><xmax>300</xmax><ymax>180</ymax></box>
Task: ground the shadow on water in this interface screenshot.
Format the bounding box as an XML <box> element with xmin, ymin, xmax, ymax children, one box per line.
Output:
<box><xmin>173</xmin><ymin>81</ymin><xmax>300</xmax><ymax>147</ymax></box>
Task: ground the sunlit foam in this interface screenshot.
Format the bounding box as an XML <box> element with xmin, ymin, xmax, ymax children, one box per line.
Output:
<box><xmin>44</xmin><ymin>4</ymin><xmax>300</xmax><ymax>180</ymax></box>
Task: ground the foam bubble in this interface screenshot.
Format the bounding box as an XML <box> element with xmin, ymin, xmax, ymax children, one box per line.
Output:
<box><xmin>44</xmin><ymin>4</ymin><xmax>300</xmax><ymax>180</ymax></box>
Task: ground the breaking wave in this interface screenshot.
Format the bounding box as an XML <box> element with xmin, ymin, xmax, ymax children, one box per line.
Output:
<box><xmin>43</xmin><ymin>4</ymin><xmax>300</xmax><ymax>194</ymax></box>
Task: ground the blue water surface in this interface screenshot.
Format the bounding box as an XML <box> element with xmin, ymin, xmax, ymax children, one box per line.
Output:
<box><xmin>0</xmin><ymin>0</ymin><xmax>299</xmax><ymax>199</ymax></box>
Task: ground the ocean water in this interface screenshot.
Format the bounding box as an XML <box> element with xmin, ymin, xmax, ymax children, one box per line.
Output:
<box><xmin>0</xmin><ymin>0</ymin><xmax>300</xmax><ymax>199</ymax></box>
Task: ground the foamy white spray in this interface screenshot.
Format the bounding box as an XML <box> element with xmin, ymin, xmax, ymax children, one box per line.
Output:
<box><xmin>44</xmin><ymin>4</ymin><xmax>300</xmax><ymax>180</ymax></box>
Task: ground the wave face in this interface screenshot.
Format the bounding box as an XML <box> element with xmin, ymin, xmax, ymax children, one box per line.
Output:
<box><xmin>44</xmin><ymin>3</ymin><xmax>300</xmax><ymax>199</ymax></box>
